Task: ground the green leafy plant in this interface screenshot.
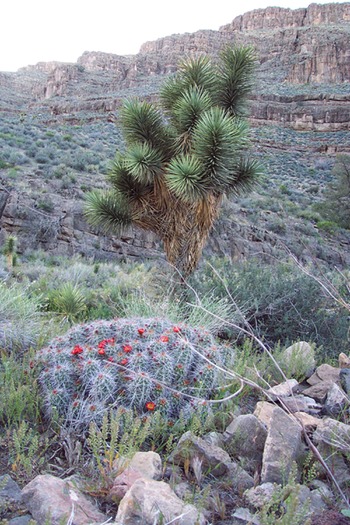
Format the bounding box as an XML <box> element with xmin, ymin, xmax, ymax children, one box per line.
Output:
<box><xmin>0</xmin><ymin>352</ymin><xmax>41</xmax><ymax>427</ymax></box>
<box><xmin>8</xmin><ymin>421</ymin><xmax>49</xmax><ymax>479</ymax></box>
<box><xmin>85</xmin><ymin>46</ymin><xmax>261</xmax><ymax>275</ymax></box>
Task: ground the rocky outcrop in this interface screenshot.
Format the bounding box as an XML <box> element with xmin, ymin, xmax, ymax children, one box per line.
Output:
<box><xmin>1</xmin><ymin>3</ymin><xmax>348</xmax><ymax>130</ymax></box>
<box><xmin>3</xmin><ymin>351</ymin><xmax>349</xmax><ymax>524</ymax></box>
<box><xmin>221</xmin><ymin>3</ymin><xmax>350</xmax><ymax>32</ymax></box>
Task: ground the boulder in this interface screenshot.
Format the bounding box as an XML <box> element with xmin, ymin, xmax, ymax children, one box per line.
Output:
<box><xmin>253</xmin><ymin>401</ymin><xmax>276</xmax><ymax>429</ymax></box>
<box><xmin>245</xmin><ymin>482</ymin><xmax>327</xmax><ymax>518</ymax></box>
<box><xmin>21</xmin><ymin>474</ymin><xmax>106</xmax><ymax>525</ymax></box>
<box><xmin>169</xmin><ymin>431</ymin><xmax>233</xmax><ymax>477</ymax></box>
<box><xmin>307</xmin><ymin>364</ymin><xmax>340</xmax><ymax>386</ymax></box>
<box><xmin>314</xmin><ymin>418</ymin><xmax>350</xmax><ymax>453</ymax></box>
<box><xmin>267</xmin><ymin>379</ymin><xmax>299</xmax><ymax>398</ymax></box>
<box><xmin>128</xmin><ymin>451</ymin><xmax>162</xmax><ymax>480</ymax></box>
<box><xmin>0</xmin><ymin>475</ymin><xmax>25</xmax><ymax>520</ymax></box>
<box><xmin>278</xmin><ymin>395</ymin><xmax>321</xmax><ymax>414</ymax></box>
<box><xmin>232</xmin><ymin>507</ymin><xmax>261</xmax><ymax>524</ymax></box>
<box><xmin>303</xmin><ymin>381</ymin><xmax>335</xmax><ymax>402</ymax></box>
<box><xmin>293</xmin><ymin>412</ymin><xmax>322</xmax><ymax>431</ymax></box>
<box><xmin>323</xmin><ymin>383</ymin><xmax>349</xmax><ymax>416</ymax></box>
<box><xmin>340</xmin><ymin>368</ymin><xmax>350</xmax><ymax>395</ymax></box>
<box><xmin>278</xmin><ymin>342</ymin><xmax>316</xmax><ymax>379</ymax></box>
<box><xmin>223</xmin><ymin>414</ymin><xmax>267</xmax><ymax>465</ymax></box>
<box><xmin>110</xmin><ymin>451</ymin><xmax>162</xmax><ymax>500</ymax></box>
<box><xmin>260</xmin><ymin>406</ymin><xmax>303</xmax><ymax>484</ymax></box>
<box><xmin>114</xmin><ymin>478</ymin><xmax>206</xmax><ymax>525</ymax></box>
<box><xmin>244</xmin><ymin>482</ymin><xmax>277</xmax><ymax>508</ymax></box>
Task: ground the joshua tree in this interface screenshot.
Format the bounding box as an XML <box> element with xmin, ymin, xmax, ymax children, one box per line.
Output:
<box><xmin>85</xmin><ymin>46</ymin><xmax>262</xmax><ymax>276</ymax></box>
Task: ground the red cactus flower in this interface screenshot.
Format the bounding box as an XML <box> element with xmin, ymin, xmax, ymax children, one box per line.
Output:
<box><xmin>107</xmin><ymin>356</ymin><xmax>114</xmax><ymax>362</ymax></box>
<box><xmin>98</xmin><ymin>348</ymin><xmax>106</xmax><ymax>355</ymax></box>
<box><xmin>120</xmin><ymin>358</ymin><xmax>128</xmax><ymax>366</ymax></box>
<box><xmin>71</xmin><ymin>345</ymin><xmax>83</xmax><ymax>355</ymax></box>
<box><xmin>160</xmin><ymin>335</ymin><xmax>169</xmax><ymax>343</ymax></box>
<box><xmin>123</xmin><ymin>344</ymin><xmax>132</xmax><ymax>353</ymax></box>
<box><xmin>138</xmin><ymin>328</ymin><xmax>145</xmax><ymax>335</ymax></box>
<box><xmin>145</xmin><ymin>401</ymin><xmax>156</xmax><ymax>411</ymax></box>
<box><xmin>173</xmin><ymin>326</ymin><xmax>181</xmax><ymax>333</ymax></box>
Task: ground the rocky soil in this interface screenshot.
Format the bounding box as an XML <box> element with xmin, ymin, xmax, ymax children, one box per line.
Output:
<box><xmin>2</xmin><ymin>343</ymin><xmax>350</xmax><ymax>524</ymax></box>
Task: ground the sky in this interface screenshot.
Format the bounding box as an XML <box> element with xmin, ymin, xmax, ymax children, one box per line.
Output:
<box><xmin>1</xmin><ymin>0</ymin><xmax>344</xmax><ymax>72</ymax></box>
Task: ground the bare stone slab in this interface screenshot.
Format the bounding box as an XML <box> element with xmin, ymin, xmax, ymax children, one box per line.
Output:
<box><xmin>114</xmin><ymin>478</ymin><xmax>206</xmax><ymax>525</ymax></box>
<box><xmin>314</xmin><ymin>417</ymin><xmax>350</xmax><ymax>453</ymax></box>
<box><xmin>21</xmin><ymin>474</ymin><xmax>106</xmax><ymax>525</ymax></box>
<box><xmin>267</xmin><ymin>379</ymin><xmax>299</xmax><ymax>398</ymax></box>
<box><xmin>307</xmin><ymin>364</ymin><xmax>340</xmax><ymax>386</ymax></box>
<box><xmin>223</xmin><ymin>414</ymin><xmax>267</xmax><ymax>463</ymax></box>
<box><xmin>260</xmin><ymin>406</ymin><xmax>302</xmax><ymax>484</ymax></box>
<box><xmin>169</xmin><ymin>431</ymin><xmax>233</xmax><ymax>476</ymax></box>
<box><xmin>254</xmin><ymin>401</ymin><xmax>275</xmax><ymax>429</ymax></box>
<box><xmin>302</xmin><ymin>380</ymin><xmax>335</xmax><ymax>402</ymax></box>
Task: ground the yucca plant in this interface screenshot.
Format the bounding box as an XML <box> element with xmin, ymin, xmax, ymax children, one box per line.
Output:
<box><xmin>3</xmin><ymin>235</ymin><xmax>17</xmax><ymax>272</ymax></box>
<box><xmin>49</xmin><ymin>283</ymin><xmax>86</xmax><ymax>323</ymax></box>
<box><xmin>85</xmin><ymin>46</ymin><xmax>262</xmax><ymax>276</ymax></box>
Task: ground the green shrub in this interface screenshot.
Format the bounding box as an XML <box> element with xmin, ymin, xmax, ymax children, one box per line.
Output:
<box><xmin>190</xmin><ymin>259</ymin><xmax>349</xmax><ymax>359</ymax></box>
<box><xmin>37</xmin><ymin>317</ymin><xmax>231</xmax><ymax>430</ymax></box>
<box><xmin>317</xmin><ymin>220</ymin><xmax>338</xmax><ymax>233</ymax></box>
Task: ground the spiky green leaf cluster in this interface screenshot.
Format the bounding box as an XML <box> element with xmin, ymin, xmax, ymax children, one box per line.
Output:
<box><xmin>84</xmin><ymin>45</ymin><xmax>262</xmax><ymax>268</ymax></box>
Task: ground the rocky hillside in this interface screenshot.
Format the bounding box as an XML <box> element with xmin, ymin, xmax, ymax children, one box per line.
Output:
<box><xmin>0</xmin><ymin>2</ymin><xmax>350</xmax><ymax>268</ymax></box>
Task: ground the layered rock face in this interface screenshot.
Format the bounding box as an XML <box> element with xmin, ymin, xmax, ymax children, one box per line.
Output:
<box><xmin>4</xmin><ymin>2</ymin><xmax>348</xmax><ymax>130</ymax></box>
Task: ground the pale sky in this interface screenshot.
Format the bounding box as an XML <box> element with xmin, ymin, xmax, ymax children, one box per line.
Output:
<box><xmin>1</xmin><ymin>0</ymin><xmax>344</xmax><ymax>71</ymax></box>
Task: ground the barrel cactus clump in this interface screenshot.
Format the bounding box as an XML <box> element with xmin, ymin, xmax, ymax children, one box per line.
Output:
<box><xmin>37</xmin><ymin>317</ymin><xmax>232</xmax><ymax>430</ymax></box>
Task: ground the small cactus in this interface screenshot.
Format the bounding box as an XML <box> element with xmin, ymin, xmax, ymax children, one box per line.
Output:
<box><xmin>37</xmin><ymin>317</ymin><xmax>231</xmax><ymax>430</ymax></box>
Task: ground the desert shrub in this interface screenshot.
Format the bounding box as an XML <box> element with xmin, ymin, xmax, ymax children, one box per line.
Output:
<box><xmin>0</xmin><ymin>158</ymin><xmax>10</xmax><ymax>169</ymax></box>
<box><xmin>190</xmin><ymin>258</ymin><xmax>349</xmax><ymax>359</ymax></box>
<box><xmin>36</xmin><ymin>199</ymin><xmax>54</xmax><ymax>213</ymax></box>
<box><xmin>317</xmin><ymin>220</ymin><xmax>338</xmax><ymax>233</ymax></box>
<box><xmin>316</xmin><ymin>154</ymin><xmax>350</xmax><ymax>229</ymax></box>
<box><xmin>37</xmin><ymin>317</ymin><xmax>232</xmax><ymax>430</ymax></box>
<box><xmin>0</xmin><ymin>282</ymin><xmax>44</xmax><ymax>354</ymax></box>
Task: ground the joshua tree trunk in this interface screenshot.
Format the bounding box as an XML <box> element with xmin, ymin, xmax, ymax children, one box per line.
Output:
<box><xmin>161</xmin><ymin>194</ymin><xmax>222</xmax><ymax>276</ymax></box>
